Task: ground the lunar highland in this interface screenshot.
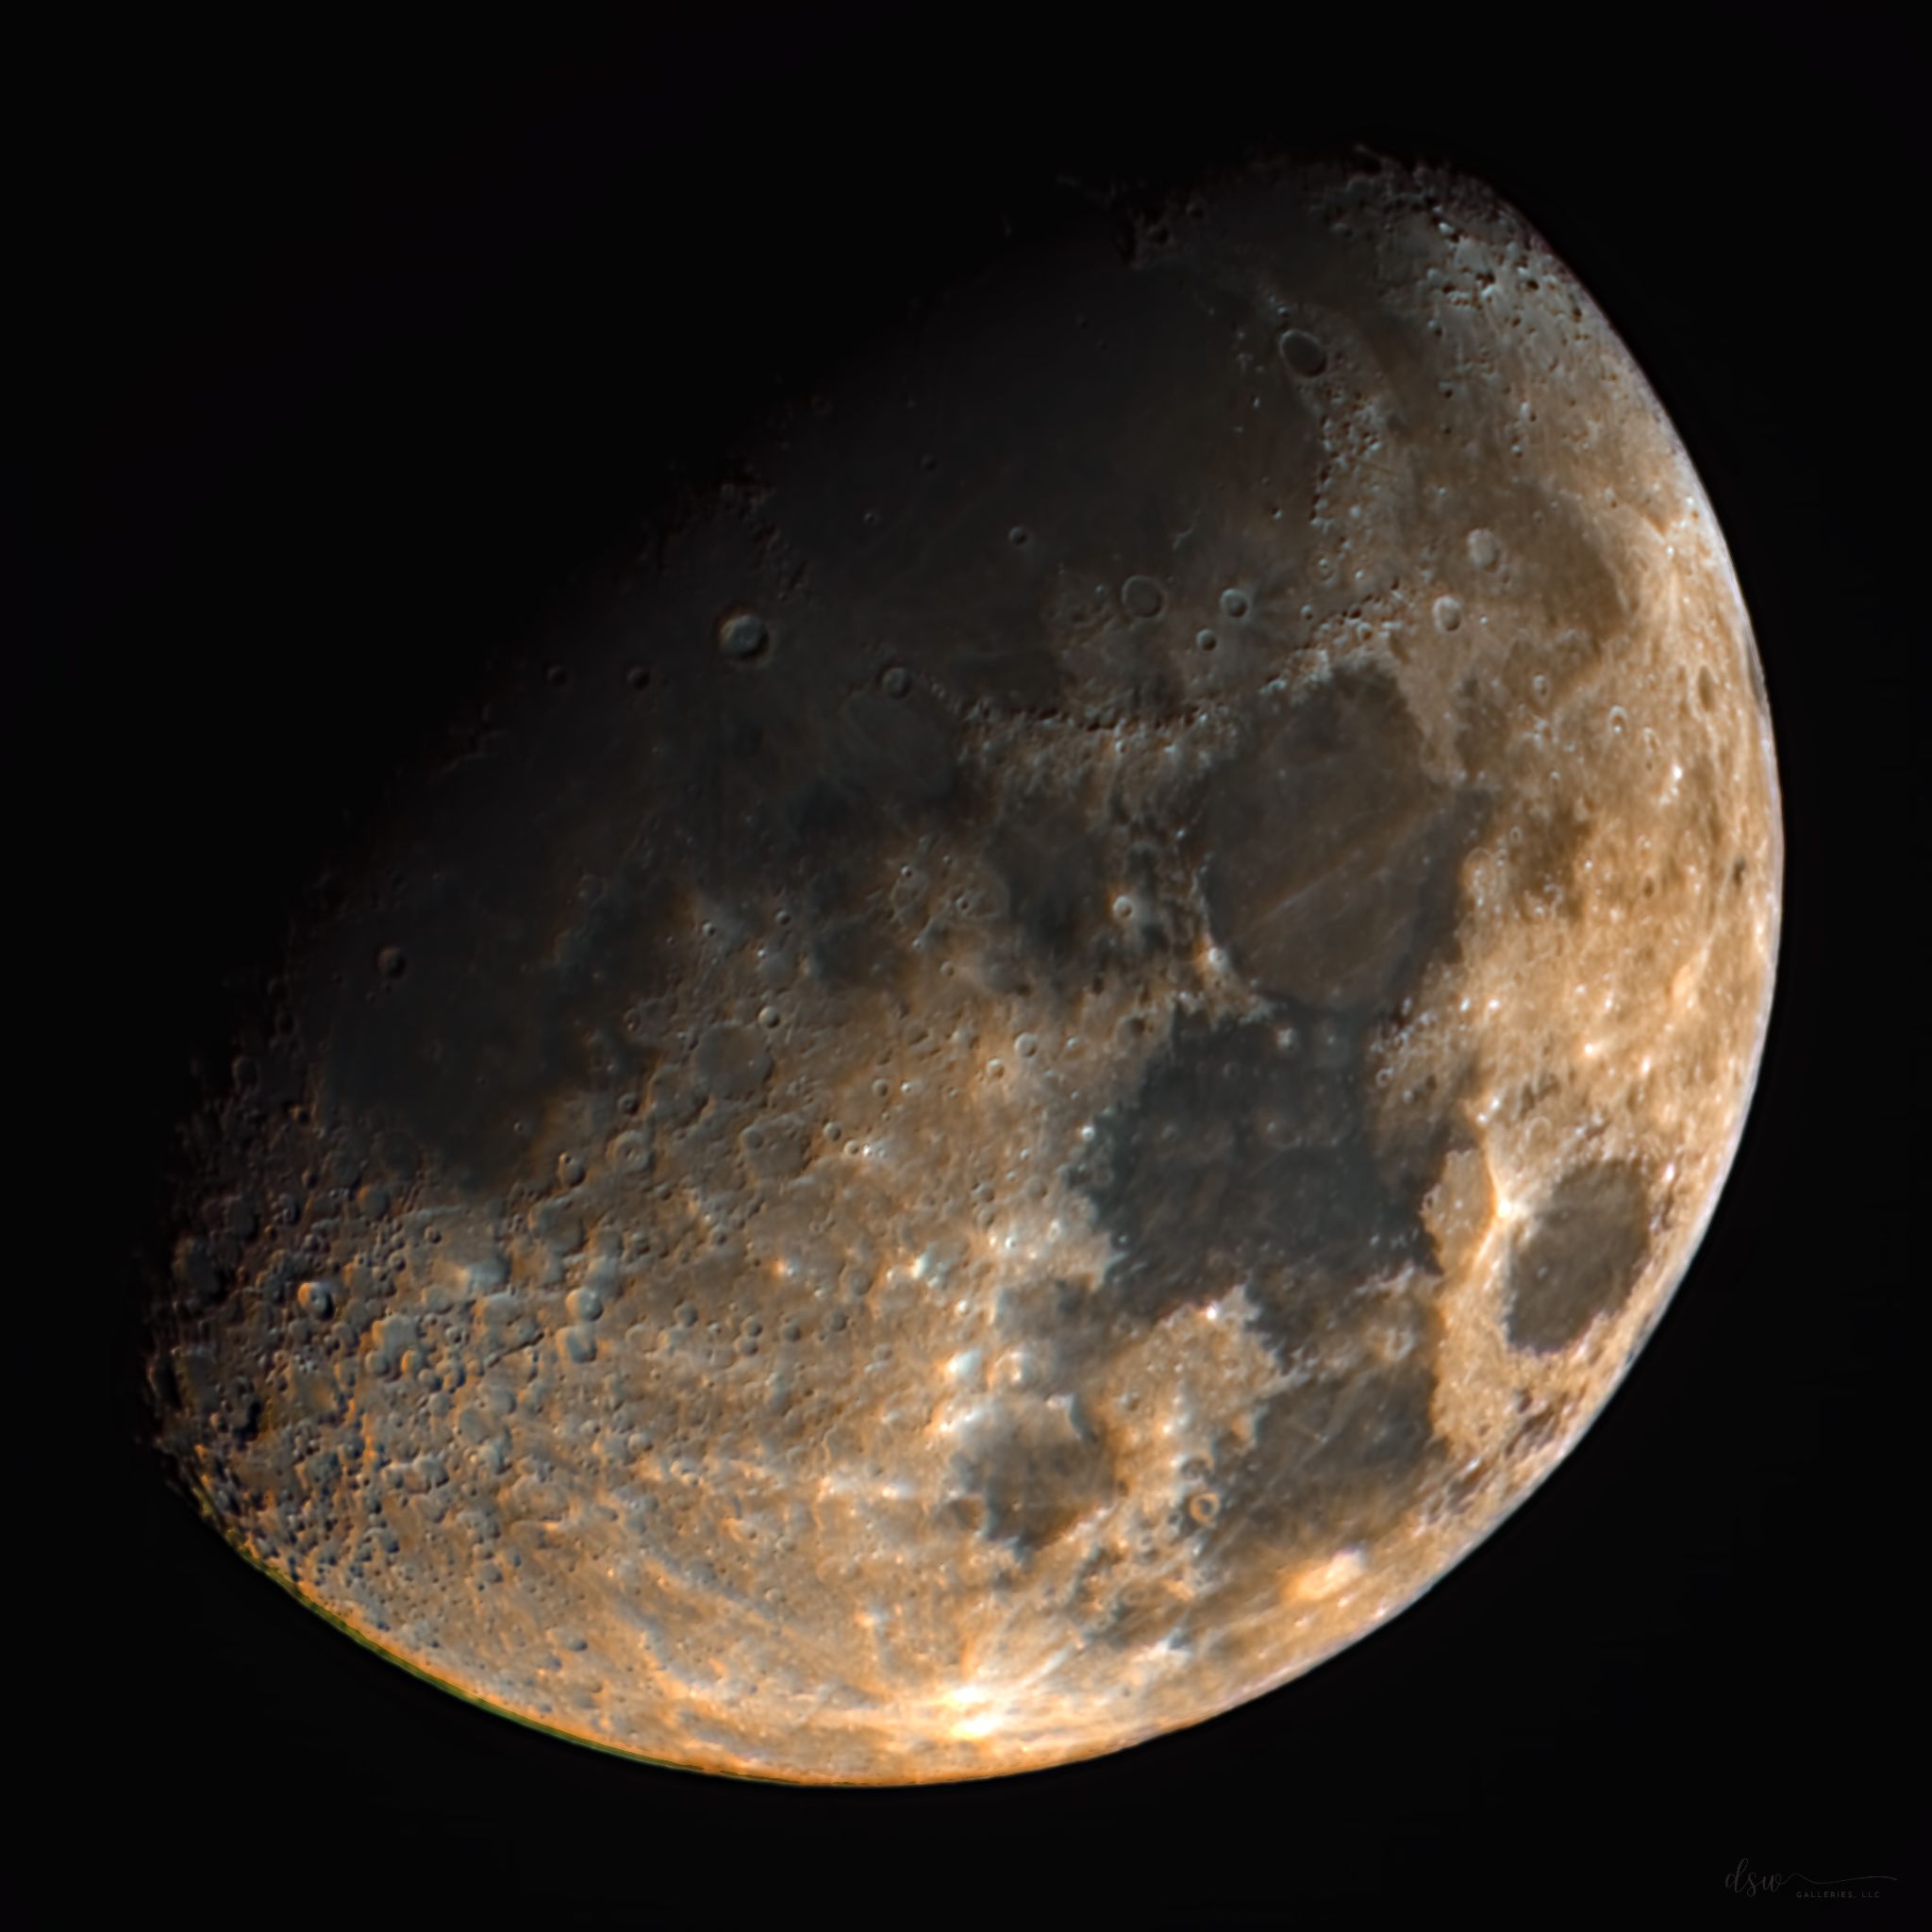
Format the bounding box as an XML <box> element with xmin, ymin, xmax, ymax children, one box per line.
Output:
<box><xmin>150</xmin><ymin>155</ymin><xmax>1781</xmax><ymax>1782</ymax></box>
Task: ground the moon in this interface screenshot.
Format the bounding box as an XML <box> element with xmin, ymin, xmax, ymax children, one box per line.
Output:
<box><xmin>149</xmin><ymin>153</ymin><xmax>1780</xmax><ymax>1784</ymax></box>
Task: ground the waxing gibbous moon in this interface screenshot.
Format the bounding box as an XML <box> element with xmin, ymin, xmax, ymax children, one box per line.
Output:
<box><xmin>150</xmin><ymin>154</ymin><xmax>1780</xmax><ymax>1784</ymax></box>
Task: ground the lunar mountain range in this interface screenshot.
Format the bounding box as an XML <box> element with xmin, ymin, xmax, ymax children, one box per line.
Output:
<box><xmin>149</xmin><ymin>153</ymin><xmax>1781</xmax><ymax>1783</ymax></box>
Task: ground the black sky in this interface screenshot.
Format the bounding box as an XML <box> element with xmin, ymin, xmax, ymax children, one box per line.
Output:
<box><xmin>26</xmin><ymin>8</ymin><xmax>1917</xmax><ymax>1920</ymax></box>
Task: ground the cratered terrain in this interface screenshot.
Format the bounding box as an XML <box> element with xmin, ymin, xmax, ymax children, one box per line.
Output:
<box><xmin>149</xmin><ymin>152</ymin><xmax>1781</xmax><ymax>1783</ymax></box>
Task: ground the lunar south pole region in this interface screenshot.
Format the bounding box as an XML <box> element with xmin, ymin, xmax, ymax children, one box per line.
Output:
<box><xmin>150</xmin><ymin>154</ymin><xmax>1780</xmax><ymax>1784</ymax></box>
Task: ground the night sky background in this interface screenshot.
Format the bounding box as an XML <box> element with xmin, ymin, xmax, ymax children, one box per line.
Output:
<box><xmin>26</xmin><ymin>7</ymin><xmax>1915</xmax><ymax>1918</ymax></box>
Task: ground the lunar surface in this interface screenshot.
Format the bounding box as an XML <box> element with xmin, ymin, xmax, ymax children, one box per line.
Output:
<box><xmin>149</xmin><ymin>154</ymin><xmax>1780</xmax><ymax>1783</ymax></box>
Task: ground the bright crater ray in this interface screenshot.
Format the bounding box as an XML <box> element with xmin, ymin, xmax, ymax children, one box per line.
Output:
<box><xmin>151</xmin><ymin>154</ymin><xmax>1781</xmax><ymax>1784</ymax></box>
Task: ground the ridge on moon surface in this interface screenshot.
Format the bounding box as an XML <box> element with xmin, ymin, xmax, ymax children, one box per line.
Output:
<box><xmin>149</xmin><ymin>153</ymin><xmax>1780</xmax><ymax>1784</ymax></box>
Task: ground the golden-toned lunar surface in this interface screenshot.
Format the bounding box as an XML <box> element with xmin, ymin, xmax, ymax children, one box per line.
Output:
<box><xmin>150</xmin><ymin>155</ymin><xmax>1780</xmax><ymax>1783</ymax></box>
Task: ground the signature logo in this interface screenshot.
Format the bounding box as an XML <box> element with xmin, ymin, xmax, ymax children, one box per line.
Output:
<box><xmin>1727</xmin><ymin>1859</ymin><xmax>1897</xmax><ymax>1900</ymax></box>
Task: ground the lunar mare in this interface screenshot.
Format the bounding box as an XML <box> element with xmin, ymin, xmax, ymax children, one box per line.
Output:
<box><xmin>150</xmin><ymin>156</ymin><xmax>1780</xmax><ymax>1783</ymax></box>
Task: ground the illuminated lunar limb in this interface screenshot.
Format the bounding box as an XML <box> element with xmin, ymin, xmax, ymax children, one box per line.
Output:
<box><xmin>152</xmin><ymin>154</ymin><xmax>1780</xmax><ymax>1784</ymax></box>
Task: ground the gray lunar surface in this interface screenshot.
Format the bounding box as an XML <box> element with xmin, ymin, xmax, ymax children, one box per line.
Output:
<box><xmin>151</xmin><ymin>154</ymin><xmax>1781</xmax><ymax>1783</ymax></box>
